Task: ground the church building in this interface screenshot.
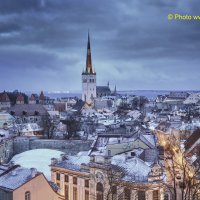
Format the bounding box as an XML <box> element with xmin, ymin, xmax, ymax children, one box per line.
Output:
<box><xmin>82</xmin><ymin>33</ymin><xmax>114</xmax><ymax>105</ymax></box>
<box><xmin>82</xmin><ymin>33</ymin><xmax>96</xmax><ymax>104</ymax></box>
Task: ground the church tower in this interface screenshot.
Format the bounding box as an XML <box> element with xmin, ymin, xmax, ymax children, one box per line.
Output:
<box><xmin>82</xmin><ymin>32</ymin><xmax>96</xmax><ymax>104</ymax></box>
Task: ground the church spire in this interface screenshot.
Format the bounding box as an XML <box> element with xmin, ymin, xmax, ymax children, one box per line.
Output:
<box><xmin>85</xmin><ymin>31</ymin><xmax>94</xmax><ymax>74</ymax></box>
<box><xmin>114</xmin><ymin>85</ymin><xmax>117</xmax><ymax>94</ymax></box>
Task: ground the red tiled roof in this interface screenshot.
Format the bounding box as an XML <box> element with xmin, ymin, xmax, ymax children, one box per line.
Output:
<box><xmin>0</xmin><ymin>92</ymin><xmax>10</xmax><ymax>102</ymax></box>
<box><xmin>39</xmin><ymin>91</ymin><xmax>45</xmax><ymax>100</ymax></box>
<box><xmin>16</xmin><ymin>94</ymin><xmax>24</xmax><ymax>102</ymax></box>
<box><xmin>29</xmin><ymin>94</ymin><xmax>36</xmax><ymax>101</ymax></box>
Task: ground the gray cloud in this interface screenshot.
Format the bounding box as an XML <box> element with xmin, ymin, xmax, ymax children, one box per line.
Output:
<box><xmin>0</xmin><ymin>0</ymin><xmax>200</xmax><ymax>91</ymax></box>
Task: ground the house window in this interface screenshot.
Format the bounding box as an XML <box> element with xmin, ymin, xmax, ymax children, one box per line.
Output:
<box><xmin>108</xmin><ymin>150</ymin><xmax>111</xmax><ymax>156</ymax></box>
<box><xmin>65</xmin><ymin>175</ymin><xmax>69</xmax><ymax>182</ymax></box>
<box><xmin>65</xmin><ymin>185</ymin><xmax>69</xmax><ymax>200</ymax></box>
<box><xmin>164</xmin><ymin>194</ymin><xmax>169</xmax><ymax>200</ymax></box>
<box><xmin>138</xmin><ymin>191</ymin><xmax>145</xmax><ymax>200</ymax></box>
<box><xmin>73</xmin><ymin>187</ymin><xmax>77</xmax><ymax>200</ymax></box>
<box><xmin>73</xmin><ymin>177</ymin><xmax>77</xmax><ymax>185</ymax></box>
<box><xmin>124</xmin><ymin>188</ymin><xmax>131</xmax><ymax>200</ymax></box>
<box><xmin>56</xmin><ymin>173</ymin><xmax>60</xmax><ymax>181</ymax></box>
<box><xmin>85</xmin><ymin>180</ymin><xmax>89</xmax><ymax>188</ymax></box>
<box><xmin>25</xmin><ymin>191</ymin><xmax>31</xmax><ymax>200</ymax></box>
<box><xmin>96</xmin><ymin>182</ymin><xmax>103</xmax><ymax>200</ymax></box>
<box><xmin>153</xmin><ymin>190</ymin><xmax>159</xmax><ymax>200</ymax></box>
<box><xmin>112</xmin><ymin>186</ymin><xmax>117</xmax><ymax>195</ymax></box>
<box><xmin>85</xmin><ymin>190</ymin><xmax>89</xmax><ymax>200</ymax></box>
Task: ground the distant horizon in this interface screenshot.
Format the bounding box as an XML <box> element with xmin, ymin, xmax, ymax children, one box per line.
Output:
<box><xmin>2</xmin><ymin>89</ymin><xmax>200</xmax><ymax>94</ymax></box>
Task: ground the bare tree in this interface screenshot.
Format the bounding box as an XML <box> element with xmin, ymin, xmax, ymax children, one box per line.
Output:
<box><xmin>157</xmin><ymin>131</ymin><xmax>200</xmax><ymax>200</ymax></box>
<box><xmin>90</xmin><ymin>163</ymin><xmax>151</xmax><ymax>200</ymax></box>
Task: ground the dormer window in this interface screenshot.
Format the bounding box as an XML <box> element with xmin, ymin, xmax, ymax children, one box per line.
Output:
<box><xmin>10</xmin><ymin>111</ymin><xmax>15</xmax><ymax>115</ymax></box>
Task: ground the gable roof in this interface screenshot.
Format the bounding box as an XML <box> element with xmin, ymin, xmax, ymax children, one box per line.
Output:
<box><xmin>185</xmin><ymin>128</ymin><xmax>200</xmax><ymax>151</ymax></box>
<box><xmin>0</xmin><ymin>166</ymin><xmax>40</xmax><ymax>190</ymax></box>
<box><xmin>29</xmin><ymin>94</ymin><xmax>36</xmax><ymax>101</ymax></box>
<box><xmin>39</xmin><ymin>91</ymin><xmax>45</xmax><ymax>101</ymax></box>
<box><xmin>97</xmin><ymin>86</ymin><xmax>111</xmax><ymax>93</ymax></box>
<box><xmin>0</xmin><ymin>92</ymin><xmax>10</xmax><ymax>102</ymax></box>
<box><xmin>16</xmin><ymin>94</ymin><xmax>24</xmax><ymax>102</ymax></box>
<box><xmin>8</xmin><ymin>104</ymin><xmax>48</xmax><ymax>116</ymax></box>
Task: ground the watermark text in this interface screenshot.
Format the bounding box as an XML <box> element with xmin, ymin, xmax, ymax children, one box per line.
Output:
<box><xmin>168</xmin><ymin>14</ymin><xmax>200</xmax><ymax>21</ymax></box>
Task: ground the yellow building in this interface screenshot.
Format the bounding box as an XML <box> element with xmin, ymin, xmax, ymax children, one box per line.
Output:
<box><xmin>51</xmin><ymin>133</ymin><xmax>166</xmax><ymax>200</ymax></box>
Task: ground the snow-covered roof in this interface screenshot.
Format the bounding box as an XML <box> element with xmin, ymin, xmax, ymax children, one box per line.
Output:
<box><xmin>0</xmin><ymin>129</ymin><xmax>12</xmax><ymax>142</ymax></box>
<box><xmin>98</xmin><ymin>119</ymin><xmax>120</xmax><ymax>126</ymax></box>
<box><xmin>81</xmin><ymin>108</ymin><xmax>96</xmax><ymax>116</ymax></box>
<box><xmin>11</xmin><ymin>149</ymin><xmax>64</xmax><ymax>180</ymax></box>
<box><xmin>0</xmin><ymin>112</ymin><xmax>15</xmax><ymax>128</ymax></box>
<box><xmin>184</xmin><ymin>93</ymin><xmax>200</xmax><ymax>104</ymax></box>
<box><xmin>53</xmin><ymin>151</ymin><xmax>90</xmax><ymax>172</ymax></box>
<box><xmin>143</xmin><ymin>134</ymin><xmax>156</xmax><ymax>147</ymax></box>
<box><xmin>127</xmin><ymin>110</ymin><xmax>141</xmax><ymax>120</ymax></box>
<box><xmin>0</xmin><ymin>166</ymin><xmax>37</xmax><ymax>190</ymax></box>
<box><xmin>90</xmin><ymin>132</ymin><xmax>156</xmax><ymax>157</ymax></box>
<box><xmin>111</xmin><ymin>154</ymin><xmax>151</xmax><ymax>183</ymax></box>
<box><xmin>18</xmin><ymin>123</ymin><xmax>43</xmax><ymax>133</ymax></box>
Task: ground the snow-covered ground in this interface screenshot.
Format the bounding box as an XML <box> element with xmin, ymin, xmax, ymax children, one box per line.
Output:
<box><xmin>11</xmin><ymin>149</ymin><xmax>64</xmax><ymax>180</ymax></box>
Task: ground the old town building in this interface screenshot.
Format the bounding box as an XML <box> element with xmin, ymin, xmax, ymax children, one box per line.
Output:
<box><xmin>0</xmin><ymin>164</ymin><xmax>63</xmax><ymax>200</ymax></box>
<box><xmin>51</xmin><ymin>132</ymin><xmax>165</xmax><ymax>200</ymax></box>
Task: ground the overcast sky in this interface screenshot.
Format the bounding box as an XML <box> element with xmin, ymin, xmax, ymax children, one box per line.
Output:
<box><xmin>0</xmin><ymin>0</ymin><xmax>200</xmax><ymax>92</ymax></box>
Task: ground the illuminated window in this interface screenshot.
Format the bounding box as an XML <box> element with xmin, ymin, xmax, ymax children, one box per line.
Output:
<box><xmin>153</xmin><ymin>190</ymin><xmax>159</xmax><ymax>200</ymax></box>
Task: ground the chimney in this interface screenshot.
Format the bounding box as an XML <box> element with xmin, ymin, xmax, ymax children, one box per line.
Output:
<box><xmin>11</xmin><ymin>170</ymin><xmax>17</xmax><ymax>176</ymax></box>
<box><xmin>125</xmin><ymin>152</ymin><xmax>128</xmax><ymax>161</ymax></box>
<box><xmin>9</xmin><ymin>161</ymin><xmax>15</xmax><ymax>168</ymax></box>
<box><xmin>60</xmin><ymin>154</ymin><xmax>68</xmax><ymax>161</ymax></box>
<box><xmin>51</xmin><ymin>158</ymin><xmax>58</xmax><ymax>165</ymax></box>
<box><xmin>30</xmin><ymin>168</ymin><xmax>37</xmax><ymax>178</ymax></box>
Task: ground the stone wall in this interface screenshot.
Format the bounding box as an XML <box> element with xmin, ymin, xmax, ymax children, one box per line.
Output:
<box><xmin>13</xmin><ymin>137</ymin><xmax>93</xmax><ymax>155</ymax></box>
<box><xmin>13</xmin><ymin>137</ymin><xmax>30</xmax><ymax>155</ymax></box>
<box><xmin>0</xmin><ymin>138</ymin><xmax>14</xmax><ymax>163</ymax></box>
